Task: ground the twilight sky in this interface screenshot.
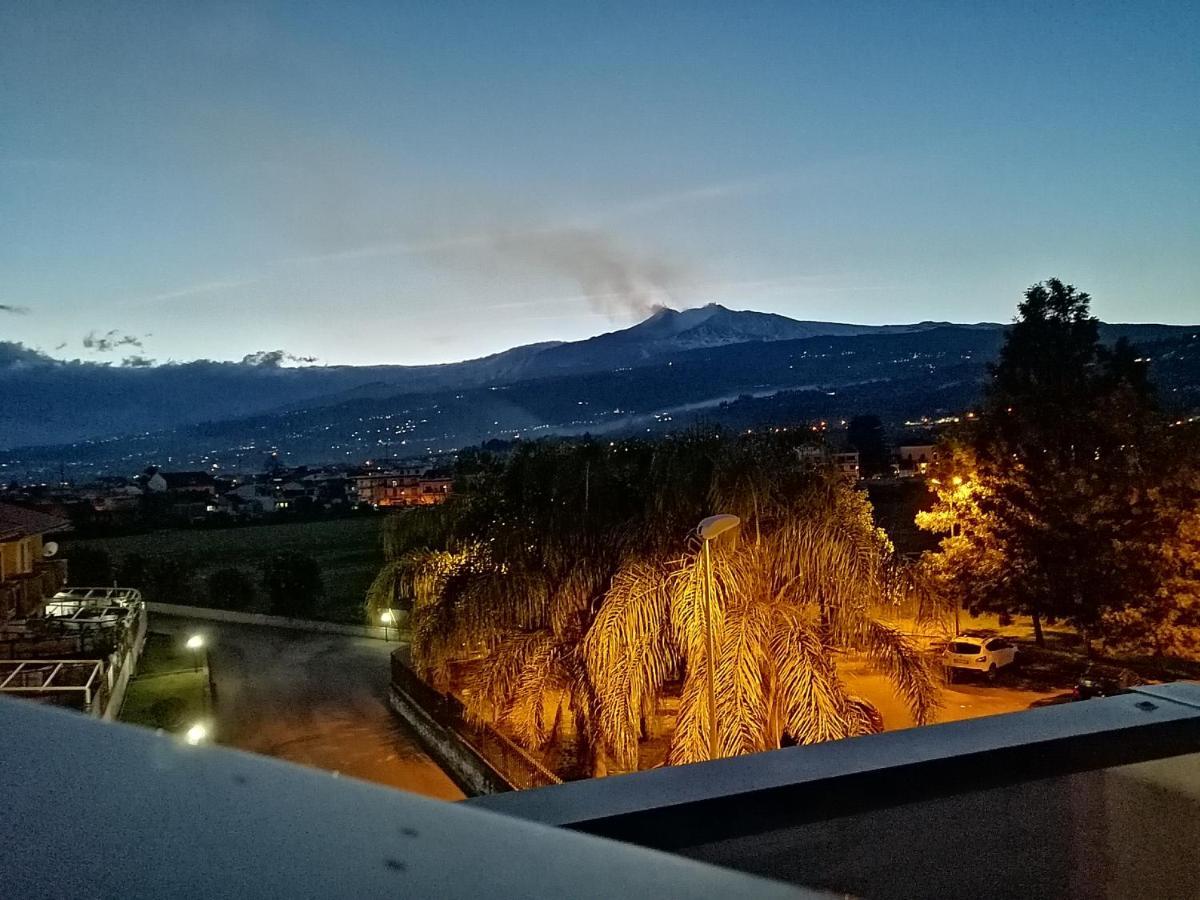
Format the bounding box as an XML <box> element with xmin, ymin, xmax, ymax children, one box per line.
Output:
<box><xmin>2</xmin><ymin>2</ymin><xmax>1197</xmax><ymax>366</ymax></box>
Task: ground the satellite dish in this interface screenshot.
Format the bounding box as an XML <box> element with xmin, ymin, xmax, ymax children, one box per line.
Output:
<box><xmin>43</xmin><ymin>542</ymin><xmax>59</xmax><ymax>558</ymax></box>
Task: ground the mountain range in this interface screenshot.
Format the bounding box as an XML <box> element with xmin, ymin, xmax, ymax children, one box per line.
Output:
<box><xmin>1</xmin><ymin>305</ymin><xmax>1196</xmax><ymax>475</ymax></box>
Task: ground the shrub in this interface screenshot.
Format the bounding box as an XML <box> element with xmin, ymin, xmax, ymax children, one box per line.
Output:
<box><xmin>206</xmin><ymin>567</ymin><xmax>257</xmax><ymax>611</ymax></box>
<box><xmin>261</xmin><ymin>552</ymin><xmax>323</xmax><ymax>618</ymax></box>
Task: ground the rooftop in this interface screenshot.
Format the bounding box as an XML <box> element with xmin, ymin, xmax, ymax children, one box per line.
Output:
<box><xmin>0</xmin><ymin>502</ymin><xmax>71</xmax><ymax>541</ymax></box>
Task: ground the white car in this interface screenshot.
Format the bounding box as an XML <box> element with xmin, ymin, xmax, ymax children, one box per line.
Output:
<box><xmin>943</xmin><ymin>636</ymin><xmax>1017</xmax><ymax>680</ymax></box>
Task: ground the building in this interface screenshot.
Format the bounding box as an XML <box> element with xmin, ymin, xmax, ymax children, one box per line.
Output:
<box><xmin>145</xmin><ymin>470</ymin><xmax>218</xmax><ymax>496</ymax></box>
<box><xmin>352</xmin><ymin>469</ymin><xmax>453</xmax><ymax>507</ymax></box>
<box><xmin>0</xmin><ymin>503</ymin><xmax>70</xmax><ymax>623</ymax></box>
<box><xmin>794</xmin><ymin>445</ymin><xmax>861</xmax><ymax>480</ymax></box>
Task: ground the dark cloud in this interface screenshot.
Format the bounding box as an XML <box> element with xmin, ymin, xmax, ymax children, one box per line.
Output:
<box><xmin>240</xmin><ymin>350</ymin><xmax>318</xmax><ymax>367</ymax></box>
<box><xmin>54</xmin><ymin>342</ymin><xmax>68</xmax><ymax>351</ymax></box>
<box><xmin>1</xmin><ymin>304</ymin><xmax>30</xmax><ymax>315</ymax></box>
<box><xmin>83</xmin><ymin>329</ymin><xmax>144</xmax><ymax>352</ymax></box>
<box><xmin>121</xmin><ymin>354</ymin><xmax>156</xmax><ymax>368</ymax></box>
<box><xmin>0</xmin><ymin>341</ymin><xmax>55</xmax><ymax>368</ymax></box>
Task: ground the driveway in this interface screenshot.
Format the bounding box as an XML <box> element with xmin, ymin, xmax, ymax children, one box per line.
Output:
<box><xmin>838</xmin><ymin>657</ymin><xmax>1062</xmax><ymax>731</ymax></box>
<box><xmin>150</xmin><ymin>613</ymin><xmax>463</xmax><ymax>801</ymax></box>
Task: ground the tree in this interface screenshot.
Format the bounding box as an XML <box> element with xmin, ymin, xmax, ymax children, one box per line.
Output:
<box><xmin>1100</xmin><ymin>431</ymin><xmax>1200</xmax><ymax>659</ymax></box>
<box><xmin>387</xmin><ymin>431</ymin><xmax>940</xmax><ymax>775</ymax></box>
<box><xmin>207</xmin><ymin>567</ymin><xmax>257</xmax><ymax>611</ymax></box>
<box><xmin>65</xmin><ymin>546</ymin><xmax>112</xmax><ymax>586</ymax></box>
<box><xmin>847</xmin><ymin>415</ymin><xmax>890</xmax><ymax>477</ymax></box>
<box><xmin>262</xmin><ymin>552</ymin><xmax>323</xmax><ymax>617</ymax></box>
<box><xmin>920</xmin><ymin>279</ymin><xmax>1173</xmax><ymax>647</ymax></box>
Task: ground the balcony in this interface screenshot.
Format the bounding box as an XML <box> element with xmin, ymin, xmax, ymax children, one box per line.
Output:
<box><xmin>0</xmin><ymin>560</ymin><xmax>67</xmax><ymax>620</ymax></box>
<box><xmin>1</xmin><ymin>682</ymin><xmax>1198</xmax><ymax>897</ymax></box>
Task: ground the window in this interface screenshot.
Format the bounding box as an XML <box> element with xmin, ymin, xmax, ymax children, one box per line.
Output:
<box><xmin>950</xmin><ymin>642</ymin><xmax>982</xmax><ymax>655</ymax></box>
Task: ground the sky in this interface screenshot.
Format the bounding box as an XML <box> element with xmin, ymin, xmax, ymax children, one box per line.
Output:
<box><xmin>2</xmin><ymin>2</ymin><xmax>1197</xmax><ymax>367</ymax></box>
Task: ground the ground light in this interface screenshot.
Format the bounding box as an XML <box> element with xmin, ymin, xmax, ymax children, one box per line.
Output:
<box><xmin>381</xmin><ymin>610</ymin><xmax>396</xmax><ymax>642</ymax></box>
<box><xmin>695</xmin><ymin>514</ymin><xmax>740</xmax><ymax>760</ymax></box>
<box><xmin>186</xmin><ymin>634</ymin><xmax>205</xmax><ymax>672</ymax></box>
<box><xmin>184</xmin><ymin>722</ymin><xmax>209</xmax><ymax>746</ymax></box>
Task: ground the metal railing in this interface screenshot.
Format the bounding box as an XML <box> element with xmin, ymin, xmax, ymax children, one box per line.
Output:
<box><xmin>390</xmin><ymin>653</ymin><xmax>562</xmax><ymax>791</ymax></box>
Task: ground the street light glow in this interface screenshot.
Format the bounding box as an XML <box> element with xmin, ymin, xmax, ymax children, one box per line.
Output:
<box><xmin>380</xmin><ymin>610</ymin><xmax>395</xmax><ymax>625</ymax></box>
<box><xmin>186</xmin><ymin>634</ymin><xmax>204</xmax><ymax>650</ymax></box>
<box><xmin>184</xmin><ymin>723</ymin><xmax>209</xmax><ymax>745</ymax></box>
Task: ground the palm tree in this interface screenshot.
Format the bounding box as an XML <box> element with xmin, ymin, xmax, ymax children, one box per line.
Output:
<box><xmin>586</xmin><ymin>505</ymin><xmax>939</xmax><ymax>769</ymax></box>
<box><xmin>374</xmin><ymin>432</ymin><xmax>942</xmax><ymax>775</ymax></box>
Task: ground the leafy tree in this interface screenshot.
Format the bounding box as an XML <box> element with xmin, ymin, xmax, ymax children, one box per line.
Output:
<box><xmin>384</xmin><ymin>431</ymin><xmax>940</xmax><ymax>775</ymax></box>
<box><xmin>1100</xmin><ymin>432</ymin><xmax>1200</xmax><ymax>658</ymax></box>
<box><xmin>207</xmin><ymin>567</ymin><xmax>257</xmax><ymax>611</ymax></box>
<box><xmin>847</xmin><ymin>415</ymin><xmax>890</xmax><ymax>477</ymax></box>
<box><xmin>262</xmin><ymin>552</ymin><xmax>323</xmax><ymax>617</ymax></box>
<box><xmin>919</xmin><ymin>279</ymin><xmax>1174</xmax><ymax>647</ymax></box>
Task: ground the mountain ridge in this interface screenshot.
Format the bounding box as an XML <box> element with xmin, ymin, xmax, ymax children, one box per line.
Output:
<box><xmin>0</xmin><ymin>304</ymin><xmax>1194</xmax><ymax>450</ymax></box>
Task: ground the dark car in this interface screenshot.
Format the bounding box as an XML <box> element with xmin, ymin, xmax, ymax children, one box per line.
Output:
<box><xmin>1073</xmin><ymin>664</ymin><xmax>1144</xmax><ymax>700</ymax></box>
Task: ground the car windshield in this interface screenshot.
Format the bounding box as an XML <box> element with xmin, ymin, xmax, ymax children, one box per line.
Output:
<box><xmin>950</xmin><ymin>642</ymin><xmax>982</xmax><ymax>654</ymax></box>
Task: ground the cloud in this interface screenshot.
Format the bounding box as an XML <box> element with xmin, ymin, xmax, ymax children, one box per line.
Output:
<box><xmin>239</xmin><ymin>350</ymin><xmax>318</xmax><ymax>367</ymax></box>
<box><xmin>1</xmin><ymin>304</ymin><xmax>30</xmax><ymax>315</ymax></box>
<box><xmin>83</xmin><ymin>329</ymin><xmax>144</xmax><ymax>352</ymax></box>
<box><xmin>0</xmin><ymin>342</ymin><xmax>55</xmax><ymax>368</ymax></box>
<box><xmin>120</xmin><ymin>354</ymin><xmax>156</xmax><ymax>368</ymax></box>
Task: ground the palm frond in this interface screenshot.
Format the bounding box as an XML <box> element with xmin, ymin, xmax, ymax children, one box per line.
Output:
<box><xmin>713</xmin><ymin>599</ymin><xmax>772</xmax><ymax>757</ymax></box>
<box><xmin>858</xmin><ymin>620</ymin><xmax>940</xmax><ymax>726</ymax></box>
<box><xmin>770</xmin><ymin>609</ymin><xmax>856</xmax><ymax>745</ymax></box>
<box><xmin>584</xmin><ymin>562</ymin><xmax>675</xmax><ymax>768</ymax></box>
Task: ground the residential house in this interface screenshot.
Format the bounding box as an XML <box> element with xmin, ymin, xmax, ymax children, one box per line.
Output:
<box><xmin>352</xmin><ymin>469</ymin><xmax>453</xmax><ymax>507</ymax></box>
<box><xmin>0</xmin><ymin>503</ymin><xmax>70</xmax><ymax>623</ymax></box>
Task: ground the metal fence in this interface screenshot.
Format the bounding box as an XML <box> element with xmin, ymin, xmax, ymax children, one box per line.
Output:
<box><xmin>390</xmin><ymin>653</ymin><xmax>561</xmax><ymax>791</ymax></box>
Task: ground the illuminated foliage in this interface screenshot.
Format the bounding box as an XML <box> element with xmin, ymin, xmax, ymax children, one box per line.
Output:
<box><xmin>920</xmin><ymin>279</ymin><xmax>1198</xmax><ymax>653</ymax></box>
<box><xmin>372</xmin><ymin>431</ymin><xmax>940</xmax><ymax>773</ymax></box>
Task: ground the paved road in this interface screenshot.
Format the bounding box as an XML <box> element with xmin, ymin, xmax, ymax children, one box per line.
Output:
<box><xmin>150</xmin><ymin>614</ymin><xmax>463</xmax><ymax>801</ymax></box>
<box><xmin>839</xmin><ymin>658</ymin><xmax>1061</xmax><ymax>731</ymax></box>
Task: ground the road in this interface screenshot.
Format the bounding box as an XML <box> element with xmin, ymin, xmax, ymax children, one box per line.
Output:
<box><xmin>150</xmin><ymin>614</ymin><xmax>463</xmax><ymax>801</ymax></box>
<box><xmin>839</xmin><ymin>657</ymin><xmax>1062</xmax><ymax>731</ymax></box>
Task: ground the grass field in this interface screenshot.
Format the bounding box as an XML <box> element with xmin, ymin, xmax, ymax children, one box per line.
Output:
<box><xmin>62</xmin><ymin>514</ymin><xmax>385</xmax><ymax>624</ymax></box>
<box><xmin>119</xmin><ymin>632</ymin><xmax>211</xmax><ymax>733</ymax></box>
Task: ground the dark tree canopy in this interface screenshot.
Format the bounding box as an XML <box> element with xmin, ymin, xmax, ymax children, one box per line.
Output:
<box><xmin>262</xmin><ymin>552</ymin><xmax>324</xmax><ymax>617</ymax></box>
<box><xmin>847</xmin><ymin>415</ymin><xmax>890</xmax><ymax>477</ymax></box>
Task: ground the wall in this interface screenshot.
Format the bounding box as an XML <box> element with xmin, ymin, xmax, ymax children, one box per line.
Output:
<box><xmin>147</xmin><ymin>602</ymin><xmax>404</xmax><ymax>640</ymax></box>
<box><xmin>388</xmin><ymin>685</ymin><xmax>511</xmax><ymax>797</ymax></box>
<box><xmin>104</xmin><ymin>603</ymin><xmax>148</xmax><ymax>720</ymax></box>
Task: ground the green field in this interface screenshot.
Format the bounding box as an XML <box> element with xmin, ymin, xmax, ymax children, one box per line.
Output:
<box><xmin>119</xmin><ymin>632</ymin><xmax>211</xmax><ymax>732</ymax></box>
<box><xmin>63</xmin><ymin>515</ymin><xmax>385</xmax><ymax>624</ymax></box>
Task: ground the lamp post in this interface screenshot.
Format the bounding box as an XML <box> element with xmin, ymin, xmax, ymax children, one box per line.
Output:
<box><xmin>695</xmin><ymin>514</ymin><xmax>740</xmax><ymax>761</ymax></box>
<box><xmin>184</xmin><ymin>722</ymin><xmax>208</xmax><ymax>746</ymax></box>
<box><xmin>185</xmin><ymin>634</ymin><xmax>204</xmax><ymax>672</ymax></box>
<box><xmin>380</xmin><ymin>610</ymin><xmax>395</xmax><ymax>642</ymax></box>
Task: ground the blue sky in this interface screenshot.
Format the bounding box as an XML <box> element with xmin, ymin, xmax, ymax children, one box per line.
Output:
<box><xmin>2</xmin><ymin>2</ymin><xmax>1197</xmax><ymax>366</ymax></box>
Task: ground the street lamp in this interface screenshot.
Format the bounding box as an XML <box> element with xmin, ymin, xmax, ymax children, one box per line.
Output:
<box><xmin>695</xmin><ymin>514</ymin><xmax>740</xmax><ymax>761</ymax></box>
<box><xmin>184</xmin><ymin>722</ymin><xmax>208</xmax><ymax>746</ymax></box>
<box><xmin>380</xmin><ymin>609</ymin><xmax>395</xmax><ymax>642</ymax></box>
<box><xmin>185</xmin><ymin>634</ymin><xmax>204</xmax><ymax>672</ymax></box>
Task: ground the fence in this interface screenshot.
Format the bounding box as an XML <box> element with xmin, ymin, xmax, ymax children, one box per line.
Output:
<box><xmin>389</xmin><ymin>653</ymin><xmax>561</xmax><ymax>793</ymax></box>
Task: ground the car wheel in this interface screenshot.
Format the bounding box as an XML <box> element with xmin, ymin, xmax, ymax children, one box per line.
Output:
<box><xmin>986</xmin><ymin>664</ymin><xmax>998</xmax><ymax>682</ymax></box>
